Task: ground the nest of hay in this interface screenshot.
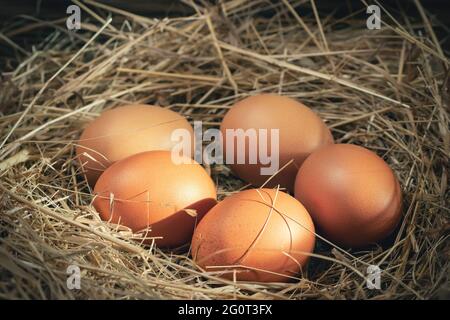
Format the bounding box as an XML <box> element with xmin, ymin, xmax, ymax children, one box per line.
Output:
<box><xmin>0</xmin><ymin>1</ymin><xmax>449</xmax><ymax>299</ymax></box>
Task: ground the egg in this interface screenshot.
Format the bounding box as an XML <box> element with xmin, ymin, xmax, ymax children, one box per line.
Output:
<box><xmin>93</xmin><ymin>150</ymin><xmax>216</xmax><ymax>248</ymax></box>
<box><xmin>294</xmin><ymin>144</ymin><xmax>402</xmax><ymax>247</ymax></box>
<box><xmin>77</xmin><ymin>104</ymin><xmax>194</xmax><ymax>185</ymax></box>
<box><xmin>191</xmin><ymin>188</ymin><xmax>315</xmax><ymax>282</ymax></box>
<box><xmin>220</xmin><ymin>94</ymin><xmax>333</xmax><ymax>191</ymax></box>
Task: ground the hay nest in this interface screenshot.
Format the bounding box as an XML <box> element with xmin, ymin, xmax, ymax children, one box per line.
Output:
<box><xmin>0</xmin><ymin>1</ymin><xmax>448</xmax><ymax>299</ymax></box>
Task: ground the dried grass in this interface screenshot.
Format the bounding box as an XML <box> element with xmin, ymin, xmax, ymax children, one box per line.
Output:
<box><xmin>0</xmin><ymin>0</ymin><xmax>449</xmax><ymax>299</ymax></box>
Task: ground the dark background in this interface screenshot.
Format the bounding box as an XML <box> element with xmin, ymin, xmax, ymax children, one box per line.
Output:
<box><xmin>0</xmin><ymin>0</ymin><xmax>448</xmax><ymax>60</ymax></box>
<box><xmin>0</xmin><ymin>0</ymin><xmax>448</xmax><ymax>21</ymax></box>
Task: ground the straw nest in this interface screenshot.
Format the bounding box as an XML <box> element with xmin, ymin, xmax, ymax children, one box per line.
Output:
<box><xmin>0</xmin><ymin>1</ymin><xmax>448</xmax><ymax>299</ymax></box>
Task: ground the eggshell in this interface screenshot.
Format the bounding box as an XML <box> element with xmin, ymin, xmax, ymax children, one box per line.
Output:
<box><xmin>294</xmin><ymin>144</ymin><xmax>402</xmax><ymax>247</ymax></box>
<box><xmin>93</xmin><ymin>150</ymin><xmax>216</xmax><ymax>248</ymax></box>
<box><xmin>220</xmin><ymin>94</ymin><xmax>333</xmax><ymax>192</ymax></box>
<box><xmin>191</xmin><ymin>188</ymin><xmax>315</xmax><ymax>282</ymax></box>
<box><xmin>77</xmin><ymin>104</ymin><xmax>194</xmax><ymax>185</ymax></box>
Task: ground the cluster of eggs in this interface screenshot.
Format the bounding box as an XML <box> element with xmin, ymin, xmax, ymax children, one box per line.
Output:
<box><xmin>77</xmin><ymin>95</ymin><xmax>402</xmax><ymax>283</ymax></box>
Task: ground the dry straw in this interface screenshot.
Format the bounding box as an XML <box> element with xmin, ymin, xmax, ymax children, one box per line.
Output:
<box><xmin>0</xmin><ymin>0</ymin><xmax>449</xmax><ymax>299</ymax></box>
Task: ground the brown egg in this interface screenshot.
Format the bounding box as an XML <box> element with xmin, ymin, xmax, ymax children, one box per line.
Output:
<box><xmin>93</xmin><ymin>151</ymin><xmax>216</xmax><ymax>248</ymax></box>
<box><xmin>191</xmin><ymin>188</ymin><xmax>315</xmax><ymax>282</ymax></box>
<box><xmin>294</xmin><ymin>144</ymin><xmax>402</xmax><ymax>247</ymax></box>
<box><xmin>76</xmin><ymin>104</ymin><xmax>194</xmax><ymax>185</ymax></box>
<box><xmin>220</xmin><ymin>94</ymin><xmax>333</xmax><ymax>192</ymax></box>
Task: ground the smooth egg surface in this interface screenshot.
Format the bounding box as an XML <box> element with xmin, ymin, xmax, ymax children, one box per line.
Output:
<box><xmin>191</xmin><ymin>188</ymin><xmax>315</xmax><ymax>282</ymax></box>
<box><xmin>77</xmin><ymin>104</ymin><xmax>194</xmax><ymax>185</ymax></box>
<box><xmin>93</xmin><ymin>150</ymin><xmax>216</xmax><ymax>248</ymax></box>
<box><xmin>220</xmin><ymin>94</ymin><xmax>333</xmax><ymax>191</ymax></box>
<box><xmin>294</xmin><ymin>144</ymin><xmax>402</xmax><ymax>247</ymax></box>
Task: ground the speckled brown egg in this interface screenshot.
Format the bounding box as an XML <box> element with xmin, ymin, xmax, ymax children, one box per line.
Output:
<box><xmin>191</xmin><ymin>188</ymin><xmax>315</xmax><ymax>282</ymax></box>
<box><xmin>220</xmin><ymin>94</ymin><xmax>333</xmax><ymax>192</ymax></box>
<box><xmin>294</xmin><ymin>144</ymin><xmax>402</xmax><ymax>247</ymax></box>
<box><xmin>93</xmin><ymin>150</ymin><xmax>216</xmax><ymax>248</ymax></box>
<box><xmin>76</xmin><ymin>104</ymin><xmax>194</xmax><ymax>185</ymax></box>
